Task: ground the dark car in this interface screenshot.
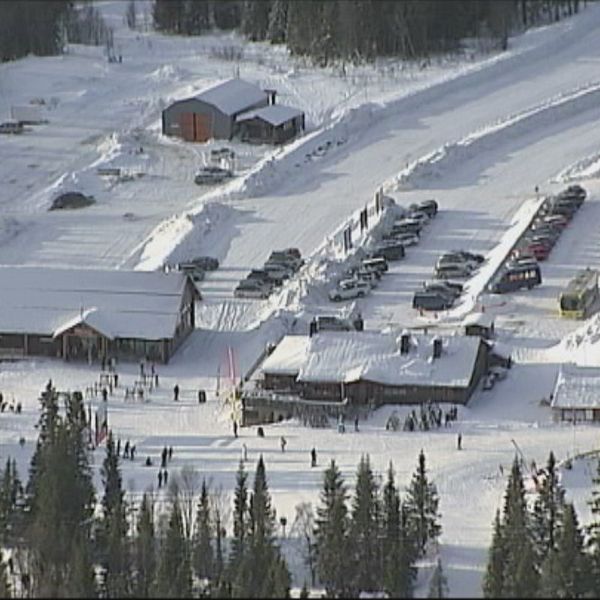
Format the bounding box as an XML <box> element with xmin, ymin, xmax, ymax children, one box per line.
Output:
<box><xmin>416</xmin><ymin>199</ymin><xmax>438</xmax><ymax>218</ymax></box>
<box><xmin>370</xmin><ymin>243</ymin><xmax>405</xmax><ymax>261</ymax></box>
<box><xmin>187</xmin><ymin>256</ymin><xmax>219</xmax><ymax>271</ymax></box>
<box><xmin>423</xmin><ymin>280</ymin><xmax>463</xmax><ymax>299</ymax></box>
<box><xmin>558</xmin><ymin>184</ymin><xmax>586</xmax><ymax>202</ymax></box>
<box><xmin>194</xmin><ymin>166</ymin><xmax>233</xmax><ymax>185</ymax></box>
<box><xmin>413</xmin><ymin>291</ymin><xmax>454</xmax><ymax>311</ymax></box>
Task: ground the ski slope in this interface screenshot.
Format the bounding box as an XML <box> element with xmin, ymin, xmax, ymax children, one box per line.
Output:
<box><xmin>2</xmin><ymin>1</ymin><xmax>600</xmax><ymax>596</ymax></box>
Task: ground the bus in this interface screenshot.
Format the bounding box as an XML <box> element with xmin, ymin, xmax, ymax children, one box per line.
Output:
<box><xmin>489</xmin><ymin>263</ymin><xmax>542</xmax><ymax>294</ymax></box>
<box><xmin>558</xmin><ymin>268</ymin><xmax>599</xmax><ymax>319</ymax></box>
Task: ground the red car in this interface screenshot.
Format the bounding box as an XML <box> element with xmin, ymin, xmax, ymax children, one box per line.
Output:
<box><xmin>521</xmin><ymin>242</ymin><xmax>550</xmax><ymax>261</ymax></box>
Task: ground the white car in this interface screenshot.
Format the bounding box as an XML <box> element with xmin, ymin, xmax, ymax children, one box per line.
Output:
<box><xmin>329</xmin><ymin>279</ymin><xmax>371</xmax><ymax>302</ymax></box>
<box><xmin>387</xmin><ymin>232</ymin><xmax>419</xmax><ymax>247</ymax></box>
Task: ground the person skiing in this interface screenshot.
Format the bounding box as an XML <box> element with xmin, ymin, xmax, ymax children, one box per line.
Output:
<box><xmin>158</xmin><ymin>470</ymin><xmax>163</xmax><ymax>488</ymax></box>
<box><xmin>242</xmin><ymin>443</ymin><xmax>248</xmax><ymax>462</ymax></box>
<box><xmin>311</xmin><ymin>447</ymin><xmax>317</xmax><ymax>468</ymax></box>
<box><xmin>130</xmin><ymin>445</ymin><xmax>136</xmax><ymax>460</ymax></box>
<box><xmin>116</xmin><ymin>438</ymin><xmax>121</xmax><ymax>457</ymax></box>
<box><xmin>233</xmin><ymin>421</ymin><xmax>238</xmax><ymax>438</ymax></box>
<box><xmin>457</xmin><ymin>433</ymin><xmax>462</xmax><ymax>450</ymax></box>
<box><xmin>161</xmin><ymin>446</ymin><xmax>167</xmax><ymax>468</ymax></box>
<box><xmin>168</xmin><ymin>446</ymin><xmax>173</xmax><ymax>461</ymax></box>
<box><xmin>163</xmin><ymin>469</ymin><xmax>168</xmax><ymax>486</ymax></box>
<box><xmin>280</xmin><ymin>436</ymin><xmax>287</xmax><ymax>452</ymax></box>
<box><xmin>173</xmin><ymin>384</ymin><xmax>179</xmax><ymax>402</ymax></box>
<box><xmin>354</xmin><ymin>415</ymin><xmax>359</xmax><ymax>432</ymax></box>
<box><xmin>124</xmin><ymin>440</ymin><xmax>130</xmax><ymax>459</ymax></box>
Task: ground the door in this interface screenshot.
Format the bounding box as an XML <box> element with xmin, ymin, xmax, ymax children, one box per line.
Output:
<box><xmin>179</xmin><ymin>112</ymin><xmax>195</xmax><ymax>141</ymax></box>
<box><xmin>194</xmin><ymin>113</ymin><xmax>211</xmax><ymax>142</ymax></box>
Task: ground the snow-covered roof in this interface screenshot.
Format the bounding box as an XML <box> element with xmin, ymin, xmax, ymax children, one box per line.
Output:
<box><xmin>236</xmin><ymin>104</ymin><xmax>304</xmax><ymax>126</ymax></box>
<box><xmin>0</xmin><ymin>266</ymin><xmax>191</xmax><ymax>340</ymax></box>
<box><xmin>194</xmin><ymin>78</ymin><xmax>268</xmax><ymax>116</ymax></box>
<box><xmin>261</xmin><ymin>335</ymin><xmax>310</xmax><ymax>375</ymax></box>
<box><xmin>551</xmin><ymin>364</ymin><xmax>600</xmax><ymax>410</ymax></box>
<box><xmin>262</xmin><ymin>332</ymin><xmax>481</xmax><ymax>387</ymax></box>
<box><xmin>463</xmin><ymin>311</ymin><xmax>494</xmax><ymax>329</ymax></box>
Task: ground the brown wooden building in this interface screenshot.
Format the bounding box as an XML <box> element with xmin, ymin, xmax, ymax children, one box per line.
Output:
<box><xmin>0</xmin><ymin>266</ymin><xmax>199</xmax><ymax>364</ymax></box>
<box><xmin>243</xmin><ymin>331</ymin><xmax>490</xmax><ymax>424</ymax></box>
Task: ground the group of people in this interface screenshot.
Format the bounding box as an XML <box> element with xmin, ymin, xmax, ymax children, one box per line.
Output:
<box><xmin>116</xmin><ymin>438</ymin><xmax>136</xmax><ymax>461</ymax></box>
<box><xmin>0</xmin><ymin>392</ymin><xmax>21</xmax><ymax>414</ymax></box>
<box><xmin>402</xmin><ymin>403</ymin><xmax>459</xmax><ymax>432</ymax></box>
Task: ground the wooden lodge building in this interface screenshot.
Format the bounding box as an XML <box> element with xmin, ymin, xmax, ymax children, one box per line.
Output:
<box><xmin>0</xmin><ymin>266</ymin><xmax>199</xmax><ymax>364</ymax></box>
<box><xmin>242</xmin><ymin>330</ymin><xmax>491</xmax><ymax>424</ymax></box>
<box><xmin>551</xmin><ymin>364</ymin><xmax>600</xmax><ymax>423</ymax></box>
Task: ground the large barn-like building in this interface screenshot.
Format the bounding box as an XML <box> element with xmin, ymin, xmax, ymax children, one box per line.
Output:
<box><xmin>242</xmin><ymin>330</ymin><xmax>490</xmax><ymax>424</ymax></box>
<box><xmin>162</xmin><ymin>78</ymin><xmax>304</xmax><ymax>144</ymax></box>
<box><xmin>0</xmin><ymin>266</ymin><xmax>199</xmax><ymax>364</ymax></box>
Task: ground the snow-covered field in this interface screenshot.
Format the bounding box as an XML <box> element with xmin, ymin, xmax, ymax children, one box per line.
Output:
<box><xmin>2</xmin><ymin>0</ymin><xmax>600</xmax><ymax>596</ymax></box>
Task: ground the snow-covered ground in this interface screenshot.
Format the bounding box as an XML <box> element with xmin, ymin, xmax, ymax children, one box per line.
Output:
<box><xmin>2</xmin><ymin>0</ymin><xmax>600</xmax><ymax>596</ymax></box>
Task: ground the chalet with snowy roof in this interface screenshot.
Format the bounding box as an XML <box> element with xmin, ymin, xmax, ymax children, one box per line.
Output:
<box><xmin>0</xmin><ymin>266</ymin><xmax>199</xmax><ymax>364</ymax></box>
<box><xmin>551</xmin><ymin>364</ymin><xmax>600</xmax><ymax>423</ymax></box>
<box><xmin>161</xmin><ymin>78</ymin><xmax>304</xmax><ymax>143</ymax></box>
<box><xmin>242</xmin><ymin>330</ymin><xmax>490</xmax><ymax>424</ymax></box>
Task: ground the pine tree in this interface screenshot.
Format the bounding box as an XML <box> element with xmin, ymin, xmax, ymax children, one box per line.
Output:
<box><xmin>405</xmin><ymin>450</ymin><xmax>441</xmax><ymax>557</ymax></box>
<box><xmin>531</xmin><ymin>451</ymin><xmax>565</xmax><ymax>565</ymax></box>
<box><xmin>315</xmin><ymin>459</ymin><xmax>351</xmax><ymax>597</ymax></box>
<box><xmin>349</xmin><ymin>454</ymin><xmax>380</xmax><ymax>594</ymax></box>
<box><xmin>428</xmin><ymin>558</ymin><xmax>449</xmax><ymax>598</ymax></box>
<box><xmin>540</xmin><ymin>503</ymin><xmax>591</xmax><ymax>598</ymax></box>
<box><xmin>233</xmin><ymin>455</ymin><xmax>290</xmax><ymax>598</ymax></box>
<box><xmin>500</xmin><ymin>457</ymin><xmax>539</xmax><ymax>598</ymax></box>
<box><xmin>382</xmin><ymin>462</ymin><xmax>416</xmax><ymax>598</ymax></box>
<box><xmin>266</xmin><ymin>0</ymin><xmax>287</xmax><ymax>43</ymax></box>
<box><xmin>156</xmin><ymin>495</ymin><xmax>192</xmax><ymax>598</ymax></box>
<box><xmin>134</xmin><ymin>493</ymin><xmax>156</xmax><ymax>598</ymax></box>
<box><xmin>229</xmin><ymin>460</ymin><xmax>249</xmax><ymax>571</ymax></box>
<box><xmin>99</xmin><ymin>431</ymin><xmax>131</xmax><ymax>597</ymax></box>
<box><xmin>65</xmin><ymin>533</ymin><xmax>96</xmax><ymax>598</ymax></box>
<box><xmin>483</xmin><ymin>510</ymin><xmax>505</xmax><ymax>598</ymax></box>
<box><xmin>0</xmin><ymin>551</ymin><xmax>10</xmax><ymax>598</ymax></box>
<box><xmin>240</xmin><ymin>0</ymin><xmax>271</xmax><ymax>41</ymax></box>
<box><xmin>588</xmin><ymin>455</ymin><xmax>600</xmax><ymax>595</ymax></box>
<box><xmin>193</xmin><ymin>479</ymin><xmax>214</xmax><ymax>581</ymax></box>
<box><xmin>0</xmin><ymin>458</ymin><xmax>23</xmax><ymax>545</ymax></box>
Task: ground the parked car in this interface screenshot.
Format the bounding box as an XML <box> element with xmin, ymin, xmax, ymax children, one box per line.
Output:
<box><xmin>267</xmin><ymin>251</ymin><xmax>304</xmax><ymax>271</ymax></box>
<box><xmin>187</xmin><ymin>256</ymin><xmax>219</xmax><ymax>271</ymax></box>
<box><xmin>422</xmin><ymin>280</ymin><xmax>463</xmax><ymax>299</ymax></box>
<box><xmin>413</xmin><ymin>291</ymin><xmax>454</xmax><ymax>311</ymax></box>
<box><xmin>361</xmin><ymin>257</ymin><xmax>388</xmax><ymax>273</ymax></box>
<box><xmin>383</xmin><ymin>232</ymin><xmax>419</xmax><ymax>247</ymax></box>
<box><xmin>234</xmin><ymin>280</ymin><xmax>271</xmax><ymax>299</ymax></box>
<box><xmin>263</xmin><ymin>262</ymin><xmax>294</xmax><ymax>280</ymax></box>
<box><xmin>557</xmin><ymin>184</ymin><xmax>586</xmax><ymax>202</ymax></box>
<box><xmin>0</xmin><ymin>121</ymin><xmax>24</xmax><ymax>134</ymax></box>
<box><xmin>391</xmin><ymin>218</ymin><xmax>423</xmax><ymax>235</ymax></box>
<box><xmin>370</xmin><ymin>243</ymin><xmax>405</xmax><ymax>261</ymax></box>
<box><xmin>329</xmin><ymin>279</ymin><xmax>371</xmax><ymax>301</ymax></box>
<box><xmin>539</xmin><ymin>214</ymin><xmax>569</xmax><ymax>230</ymax></box>
<box><xmin>406</xmin><ymin>210</ymin><xmax>430</xmax><ymax>226</ymax></box>
<box><xmin>315</xmin><ymin>316</ymin><xmax>354</xmax><ymax>332</ymax></box>
<box><xmin>351</xmin><ymin>270</ymin><xmax>380</xmax><ymax>288</ymax></box>
<box><xmin>515</xmin><ymin>241</ymin><xmax>550</xmax><ymax>261</ymax></box>
<box><xmin>194</xmin><ymin>166</ymin><xmax>233</xmax><ymax>185</ymax></box>
<box><xmin>247</xmin><ymin>269</ymin><xmax>281</xmax><ymax>286</ymax></box>
<box><xmin>445</xmin><ymin>250</ymin><xmax>485</xmax><ymax>264</ymax></box>
<box><xmin>434</xmin><ymin>263</ymin><xmax>474</xmax><ymax>279</ymax></box>
<box><xmin>435</xmin><ymin>255</ymin><xmax>478</xmax><ymax>272</ymax></box>
<box><xmin>177</xmin><ymin>263</ymin><xmax>205</xmax><ymax>282</ymax></box>
<box><xmin>414</xmin><ymin>199</ymin><xmax>439</xmax><ymax>218</ymax></box>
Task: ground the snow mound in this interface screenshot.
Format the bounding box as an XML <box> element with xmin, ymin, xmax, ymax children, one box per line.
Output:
<box><xmin>147</xmin><ymin>64</ymin><xmax>189</xmax><ymax>82</ymax></box>
<box><xmin>553</xmin><ymin>152</ymin><xmax>600</xmax><ymax>183</ymax></box>
<box><xmin>545</xmin><ymin>313</ymin><xmax>600</xmax><ymax>365</ymax></box>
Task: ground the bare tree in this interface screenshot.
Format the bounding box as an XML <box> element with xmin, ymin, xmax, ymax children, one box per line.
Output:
<box><xmin>291</xmin><ymin>502</ymin><xmax>316</xmax><ymax>586</ymax></box>
<box><xmin>210</xmin><ymin>483</ymin><xmax>231</xmax><ymax>581</ymax></box>
<box><xmin>175</xmin><ymin>465</ymin><xmax>200</xmax><ymax>541</ymax></box>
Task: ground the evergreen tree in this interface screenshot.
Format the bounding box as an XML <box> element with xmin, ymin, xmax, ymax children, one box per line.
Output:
<box><xmin>233</xmin><ymin>455</ymin><xmax>290</xmax><ymax>598</ymax></box>
<box><xmin>193</xmin><ymin>479</ymin><xmax>214</xmax><ymax>580</ymax></box>
<box><xmin>134</xmin><ymin>493</ymin><xmax>156</xmax><ymax>598</ymax></box>
<box><xmin>500</xmin><ymin>457</ymin><xmax>539</xmax><ymax>598</ymax></box>
<box><xmin>428</xmin><ymin>558</ymin><xmax>449</xmax><ymax>598</ymax></box>
<box><xmin>405</xmin><ymin>450</ymin><xmax>441</xmax><ymax>557</ymax></box>
<box><xmin>587</xmin><ymin>454</ymin><xmax>600</xmax><ymax>595</ymax></box>
<box><xmin>156</xmin><ymin>495</ymin><xmax>192</xmax><ymax>598</ymax></box>
<box><xmin>349</xmin><ymin>454</ymin><xmax>380</xmax><ymax>594</ymax></box>
<box><xmin>540</xmin><ymin>503</ymin><xmax>591</xmax><ymax>598</ymax></box>
<box><xmin>382</xmin><ymin>462</ymin><xmax>416</xmax><ymax>598</ymax></box>
<box><xmin>315</xmin><ymin>459</ymin><xmax>351</xmax><ymax>597</ymax></box>
<box><xmin>482</xmin><ymin>510</ymin><xmax>505</xmax><ymax>598</ymax></box>
<box><xmin>240</xmin><ymin>0</ymin><xmax>271</xmax><ymax>41</ymax></box>
<box><xmin>185</xmin><ymin>0</ymin><xmax>211</xmax><ymax>34</ymax></box>
<box><xmin>229</xmin><ymin>461</ymin><xmax>249</xmax><ymax>571</ymax></box>
<box><xmin>99</xmin><ymin>431</ymin><xmax>131</xmax><ymax>597</ymax></box>
<box><xmin>0</xmin><ymin>458</ymin><xmax>23</xmax><ymax>545</ymax></box>
<box><xmin>65</xmin><ymin>533</ymin><xmax>96</xmax><ymax>598</ymax></box>
<box><xmin>266</xmin><ymin>0</ymin><xmax>288</xmax><ymax>44</ymax></box>
<box><xmin>531</xmin><ymin>451</ymin><xmax>565</xmax><ymax>565</ymax></box>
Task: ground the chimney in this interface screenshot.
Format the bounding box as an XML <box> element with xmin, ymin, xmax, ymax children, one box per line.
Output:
<box><xmin>400</xmin><ymin>331</ymin><xmax>410</xmax><ymax>355</ymax></box>
<box><xmin>432</xmin><ymin>337</ymin><xmax>443</xmax><ymax>360</ymax></box>
<box><xmin>264</xmin><ymin>89</ymin><xmax>277</xmax><ymax>105</ymax></box>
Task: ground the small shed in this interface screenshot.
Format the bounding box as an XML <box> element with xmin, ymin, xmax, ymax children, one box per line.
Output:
<box><xmin>237</xmin><ymin>104</ymin><xmax>305</xmax><ymax>144</ymax></box>
<box><xmin>551</xmin><ymin>364</ymin><xmax>600</xmax><ymax>423</ymax></box>
<box><xmin>162</xmin><ymin>78</ymin><xmax>269</xmax><ymax>142</ymax></box>
<box><xmin>463</xmin><ymin>311</ymin><xmax>495</xmax><ymax>339</ymax></box>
